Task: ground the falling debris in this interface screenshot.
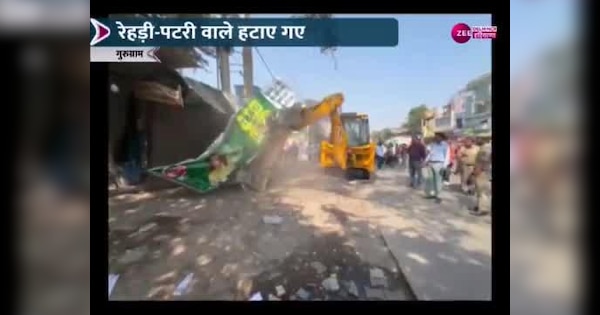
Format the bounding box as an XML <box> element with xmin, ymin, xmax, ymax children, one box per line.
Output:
<box><xmin>249</xmin><ymin>292</ymin><xmax>263</xmax><ymax>301</ymax></box>
<box><xmin>275</xmin><ymin>285</ymin><xmax>286</xmax><ymax>296</ymax></box>
<box><xmin>263</xmin><ymin>215</ymin><xmax>283</xmax><ymax>225</ymax></box>
<box><xmin>108</xmin><ymin>274</ymin><xmax>120</xmax><ymax>297</ymax></box>
<box><xmin>173</xmin><ymin>273</ymin><xmax>194</xmax><ymax>296</ymax></box>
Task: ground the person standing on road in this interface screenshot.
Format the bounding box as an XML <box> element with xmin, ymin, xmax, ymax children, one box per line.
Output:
<box><xmin>424</xmin><ymin>132</ymin><xmax>449</xmax><ymax>203</ymax></box>
<box><xmin>457</xmin><ymin>137</ymin><xmax>480</xmax><ymax>194</ymax></box>
<box><xmin>407</xmin><ymin>135</ymin><xmax>427</xmax><ymax>188</ymax></box>
<box><xmin>470</xmin><ymin>139</ymin><xmax>492</xmax><ymax>215</ymax></box>
<box><xmin>443</xmin><ymin>139</ymin><xmax>457</xmax><ymax>185</ymax></box>
<box><xmin>399</xmin><ymin>144</ymin><xmax>408</xmax><ymax>169</ymax></box>
<box><xmin>376</xmin><ymin>141</ymin><xmax>386</xmax><ymax>169</ymax></box>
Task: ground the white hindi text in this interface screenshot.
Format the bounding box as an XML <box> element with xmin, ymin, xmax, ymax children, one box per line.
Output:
<box><xmin>280</xmin><ymin>26</ymin><xmax>306</xmax><ymax>40</ymax></box>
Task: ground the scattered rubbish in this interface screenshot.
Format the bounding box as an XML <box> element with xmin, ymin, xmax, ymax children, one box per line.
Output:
<box><xmin>108</xmin><ymin>274</ymin><xmax>119</xmax><ymax>297</ymax></box>
<box><xmin>117</xmin><ymin>246</ymin><xmax>148</xmax><ymax>265</ymax></box>
<box><xmin>344</xmin><ymin>281</ymin><xmax>359</xmax><ymax>297</ymax></box>
<box><xmin>295</xmin><ymin>287</ymin><xmax>311</xmax><ymax>300</ymax></box>
<box><xmin>310</xmin><ymin>261</ymin><xmax>326</xmax><ymax>274</ymax></box>
<box><xmin>237</xmin><ymin>278</ymin><xmax>253</xmax><ymax>298</ymax></box>
<box><xmin>173</xmin><ymin>273</ymin><xmax>194</xmax><ymax>296</ymax></box>
<box><xmin>249</xmin><ymin>292</ymin><xmax>263</xmax><ymax>301</ymax></box>
<box><xmin>139</xmin><ymin>222</ymin><xmax>158</xmax><ymax>233</ymax></box>
<box><xmin>321</xmin><ymin>274</ymin><xmax>340</xmax><ymax>292</ymax></box>
<box><xmin>268</xmin><ymin>294</ymin><xmax>281</xmax><ymax>301</ymax></box>
<box><xmin>196</xmin><ymin>254</ymin><xmax>213</xmax><ymax>266</ymax></box>
<box><xmin>263</xmin><ymin>215</ymin><xmax>283</xmax><ymax>224</ymax></box>
<box><xmin>275</xmin><ymin>285</ymin><xmax>286</xmax><ymax>296</ymax></box>
<box><xmin>369</xmin><ymin>267</ymin><xmax>388</xmax><ymax>288</ymax></box>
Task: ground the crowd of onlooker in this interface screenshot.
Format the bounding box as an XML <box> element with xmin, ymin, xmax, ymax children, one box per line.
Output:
<box><xmin>376</xmin><ymin>133</ymin><xmax>492</xmax><ymax>215</ymax></box>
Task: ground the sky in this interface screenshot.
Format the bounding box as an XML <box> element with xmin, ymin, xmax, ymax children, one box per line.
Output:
<box><xmin>182</xmin><ymin>7</ymin><xmax>576</xmax><ymax>130</ymax></box>
<box><xmin>510</xmin><ymin>0</ymin><xmax>577</xmax><ymax>80</ymax></box>
<box><xmin>183</xmin><ymin>14</ymin><xmax>491</xmax><ymax>130</ymax></box>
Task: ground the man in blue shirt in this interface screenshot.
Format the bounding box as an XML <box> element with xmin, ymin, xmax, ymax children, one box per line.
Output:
<box><xmin>375</xmin><ymin>141</ymin><xmax>386</xmax><ymax>169</ymax></box>
<box><xmin>424</xmin><ymin>132</ymin><xmax>450</xmax><ymax>203</ymax></box>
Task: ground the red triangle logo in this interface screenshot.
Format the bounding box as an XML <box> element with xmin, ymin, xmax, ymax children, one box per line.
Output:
<box><xmin>90</xmin><ymin>18</ymin><xmax>111</xmax><ymax>46</ymax></box>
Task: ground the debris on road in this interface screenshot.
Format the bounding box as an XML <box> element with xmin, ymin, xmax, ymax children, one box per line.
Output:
<box><xmin>275</xmin><ymin>285</ymin><xmax>286</xmax><ymax>296</ymax></box>
<box><xmin>268</xmin><ymin>293</ymin><xmax>281</xmax><ymax>301</ymax></box>
<box><xmin>117</xmin><ymin>246</ymin><xmax>148</xmax><ymax>265</ymax></box>
<box><xmin>108</xmin><ymin>274</ymin><xmax>119</xmax><ymax>297</ymax></box>
<box><xmin>263</xmin><ymin>215</ymin><xmax>283</xmax><ymax>225</ymax></box>
<box><xmin>139</xmin><ymin>222</ymin><xmax>158</xmax><ymax>233</ymax></box>
<box><xmin>196</xmin><ymin>254</ymin><xmax>213</xmax><ymax>266</ymax></box>
<box><xmin>173</xmin><ymin>273</ymin><xmax>194</xmax><ymax>296</ymax></box>
<box><xmin>369</xmin><ymin>267</ymin><xmax>388</xmax><ymax>288</ymax></box>
<box><xmin>249</xmin><ymin>292</ymin><xmax>263</xmax><ymax>301</ymax></box>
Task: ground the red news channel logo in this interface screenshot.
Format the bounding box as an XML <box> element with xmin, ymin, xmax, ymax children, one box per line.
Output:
<box><xmin>451</xmin><ymin>23</ymin><xmax>497</xmax><ymax>44</ymax></box>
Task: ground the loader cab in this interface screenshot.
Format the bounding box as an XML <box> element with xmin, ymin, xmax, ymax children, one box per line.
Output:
<box><xmin>340</xmin><ymin>113</ymin><xmax>375</xmax><ymax>179</ymax></box>
<box><xmin>341</xmin><ymin>113</ymin><xmax>370</xmax><ymax>147</ymax></box>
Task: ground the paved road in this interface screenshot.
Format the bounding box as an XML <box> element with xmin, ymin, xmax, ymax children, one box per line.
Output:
<box><xmin>108</xmin><ymin>162</ymin><xmax>491</xmax><ymax>300</ymax></box>
<box><xmin>372</xmin><ymin>169</ymin><xmax>491</xmax><ymax>300</ymax></box>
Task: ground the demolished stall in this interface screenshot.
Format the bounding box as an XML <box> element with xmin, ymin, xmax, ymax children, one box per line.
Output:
<box><xmin>109</xmin><ymin>58</ymin><xmax>236</xmax><ymax>189</ymax></box>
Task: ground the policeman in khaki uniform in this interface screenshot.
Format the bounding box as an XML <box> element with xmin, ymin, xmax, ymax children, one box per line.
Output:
<box><xmin>457</xmin><ymin>138</ymin><xmax>480</xmax><ymax>194</ymax></box>
<box><xmin>470</xmin><ymin>139</ymin><xmax>492</xmax><ymax>215</ymax></box>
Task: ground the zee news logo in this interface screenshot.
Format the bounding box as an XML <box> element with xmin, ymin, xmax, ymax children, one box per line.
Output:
<box><xmin>90</xmin><ymin>18</ymin><xmax>111</xmax><ymax>46</ymax></box>
<box><xmin>451</xmin><ymin>23</ymin><xmax>497</xmax><ymax>44</ymax></box>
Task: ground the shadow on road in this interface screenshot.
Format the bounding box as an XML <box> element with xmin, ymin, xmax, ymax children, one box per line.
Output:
<box><xmin>108</xmin><ymin>161</ymin><xmax>490</xmax><ymax>300</ymax></box>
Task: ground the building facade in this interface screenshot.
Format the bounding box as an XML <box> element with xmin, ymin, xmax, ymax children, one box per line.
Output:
<box><xmin>435</xmin><ymin>76</ymin><xmax>492</xmax><ymax>136</ymax></box>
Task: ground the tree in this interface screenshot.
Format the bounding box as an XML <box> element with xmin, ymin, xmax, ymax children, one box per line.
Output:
<box><xmin>380</xmin><ymin>128</ymin><xmax>393</xmax><ymax>141</ymax></box>
<box><xmin>402</xmin><ymin>104</ymin><xmax>429</xmax><ymax>132</ymax></box>
<box><xmin>370</xmin><ymin>131</ymin><xmax>380</xmax><ymax>141</ymax></box>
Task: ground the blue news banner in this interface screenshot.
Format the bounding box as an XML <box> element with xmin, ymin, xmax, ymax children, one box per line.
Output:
<box><xmin>90</xmin><ymin>18</ymin><xmax>399</xmax><ymax>47</ymax></box>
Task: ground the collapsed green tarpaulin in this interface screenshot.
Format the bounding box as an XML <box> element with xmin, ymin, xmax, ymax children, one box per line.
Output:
<box><xmin>147</xmin><ymin>91</ymin><xmax>279</xmax><ymax>193</ymax></box>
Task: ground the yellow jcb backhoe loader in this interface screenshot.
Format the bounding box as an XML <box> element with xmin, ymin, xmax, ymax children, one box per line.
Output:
<box><xmin>245</xmin><ymin>93</ymin><xmax>375</xmax><ymax>190</ymax></box>
<box><xmin>289</xmin><ymin>93</ymin><xmax>376</xmax><ymax>179</ymax></box>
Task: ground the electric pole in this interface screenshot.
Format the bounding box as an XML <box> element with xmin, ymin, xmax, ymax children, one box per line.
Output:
<box><xmin>242</xmin><ymin>13</ymin><xmax>254</xmax><ymax>100</ymax></box>
<box><xmin>216</xmin><ymin>14</ymin><xmax>231</xmax><ymax>94</ymax></box>
<box><xmin>217</xmin><ymin>47</ymin><xmax>231</xmax><ymax>94</ymax></box>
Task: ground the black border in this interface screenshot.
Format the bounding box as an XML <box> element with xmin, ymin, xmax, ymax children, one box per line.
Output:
<box><xmin>92</xmin><ymin>1</ymin><xmax>507</xmax><ymax>313</ymax></box>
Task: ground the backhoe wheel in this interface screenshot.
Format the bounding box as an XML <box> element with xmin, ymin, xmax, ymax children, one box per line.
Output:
<box><xmin>362</xmin><ymin>170</ymin><xmax>371</xmax><ymax>180</ymax></box>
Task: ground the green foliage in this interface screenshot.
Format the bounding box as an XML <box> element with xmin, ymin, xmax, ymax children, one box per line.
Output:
<box><xmin>380</xmin><ymin>128</ymin><xmax>393</xmax><ymax>140</ymax></box>
<box><xmin>402</xmin><ymin>104</ymin><xmax>429</xmax><ymax>132</ymax></box>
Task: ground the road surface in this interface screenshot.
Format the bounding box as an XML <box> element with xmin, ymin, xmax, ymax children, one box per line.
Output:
<box><xmin>108</xmin><ymin>161</ymin><xmax>491</xmax><ymax>300</ymax></box>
